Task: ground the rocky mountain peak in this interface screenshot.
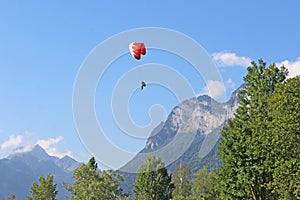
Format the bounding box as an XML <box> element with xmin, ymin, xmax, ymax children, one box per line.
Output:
<box><xmin>144</xmin><ymin>86</ymin><xmax>241</xmax><ymax>152</ymax></box>
<box><xmin>55</xmin><ymin>155</ymin><xmax>81</xmax><ymax>172</ymax></box>
<box><xmin>30</xmin><ymin>145</ymin><xmax>49</xmax><ymax>159</ymax></box>
<box><xmin>8</xmin><ymin>144</ymin><xmax>48</xmax><ymax>160</ymax></box>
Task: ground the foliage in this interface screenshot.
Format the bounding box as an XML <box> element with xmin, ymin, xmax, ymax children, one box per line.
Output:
<box><xmin>27</xmin><ymin>174</ymin><xmax>57</xmax><ymax>200</ymax></box>
<box><xmin>65</xmin><ymin>157</ymin><xmax>128</xmax><ymax>200</ymax></box>
<box><xmin>217</xmin><ymin>59</ymin><xmax>300</xmax><ymax>199</ymax></box>
<box><xmin>133</xmin><ymin>155</ymin><xmax>174</xmax><ymax>200</ymax></box>
<box><xmin>6</xmin><ymin>194</ymin><xmax>15</xmax><ymax>200</ymax></box>
<box><xmin>267</xmin><ymin>76</ymin><xmax>300</xmax><ymax>199</ymax></box>
<box><xmin>191</xmin><ymin>166</ymin><xmax>218</xmax><ymax>200</ymax></box>
<box><xmin>172</xmin><ymin>161</ymin><xmax>192</xmax><ymax>199</ymax></box>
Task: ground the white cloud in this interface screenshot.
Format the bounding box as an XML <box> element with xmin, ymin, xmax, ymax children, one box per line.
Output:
<box><xmin>47</xmin><ymin>148</ymin><xmax>73</xmax><ymax>158</ymax></box>
<box><xmin>212</xmin><ymin>51</ymin><xmax>300</xmax><ymax>77</ymax></box>
<box><xmin>36</xmin><ymin>136</ymin><xmax>63</xmax><ymax>149</ymax></box>
<box><xmin>203</xmin><ymin>80</ymin><xmax>226</xmax><ymax>101</ymax></box>
<box><xmin>212</xmin><ymin>51</ymin><xmax>251</xmax><ymax>67</ymax></box>
<box><xmin>0</xmin><ymin>135</ymin><xmax>23</xmax><ymax>151</ymax></box>
<box><xmin>1</xmin><ymin>133</ymin><xmax>73</xmax><ymax>159</ymax></box>
<box><xmin>276</xmin><ymin>57</ymin><xmax>300</xmax><ymax>78</ymax></box>
<box><xmin>36</xmin><ymin>136</ymin><xmax>73</xmax><ymax>158</ymax></box>
<box><xmin>226</xmin><ymin>78</ymin><xmax>236</xmax><ymax>89</ymax></box>
<box><xmin>10</xmin><ymin>145</ymin><xmax>34</xmax><ymax>154</ymax></box>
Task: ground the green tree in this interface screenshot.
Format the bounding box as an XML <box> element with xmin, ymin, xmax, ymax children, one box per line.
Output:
<box><xmin>267</xmin><ymin>76</ymin><xmax>300</xmax><ymax>199</ymax></box>
<box><xmin>27</xmin><ymin>174</ymin><xmax>57</xmax><ymax>200</ymax></box>
<box><xmin>192</xmin><ymin>166</ymin><xmax>218</xmax><ymax>200</ymax></box>
<box><xmin>133</xmin><ymin>155</ymin><xmax>174</xmax><ymax>200</ymax></box>
<box><xmin>217</xmin><ymin>59</ymin><xmax>288</xmax><ymax>199</ymax></box>
<box><xmin>99</xmin><ymin>169</ymin><xmax>128</xmax><ymax>199</ymax></box>
<box><xmin>172</xmin><ymin>161</ymin><xmax>192</xmax><ymax>199</ymax></box>
<box><xmin>6</xmin><ymin>194</ymin><xmax>15</xmax><ymax>200</ymax></box>
<box><xmin>65</xmin><ymin>157</ymin><xmax>127</xmax><ymax>200</ymax></box>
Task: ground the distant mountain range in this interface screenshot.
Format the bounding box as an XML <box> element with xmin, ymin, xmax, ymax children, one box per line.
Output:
<box><xmin>0</xmin><ymin>145</ymin><xmax>81</xmax><ymax>200</ymax></box>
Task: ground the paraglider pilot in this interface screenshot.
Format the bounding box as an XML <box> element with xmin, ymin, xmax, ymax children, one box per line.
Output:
<box><xmin>141</xmin><ymin>81</ymin><xmax>146</xmax><ymax>90</ymax></box>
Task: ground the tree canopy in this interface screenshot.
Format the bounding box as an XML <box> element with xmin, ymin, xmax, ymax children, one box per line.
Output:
<box><xmin>217</xmin><ymin>59</ymin><xmax>299</xmax><ymax>199</ymax></box>
<box><xmin>172</xmin><ymin>161</ymin><xmax>192</xmax><ymax>199</ymax></box>
<box><xmin>133</xmin><ymin>155</ymin><xmax>174</xmax><ymax>200</ymax></box>
<box><xmin>267</xmin><ymin>76</ymin><xmax>300</xmax><ymax>199</ymax></box>
<box><xmin>27</xmin><ymin>174</ymin><xmax>57</xmax><ymax>200</ymax></box>
<box><xmin>65</xmin><ymin>157</ymin><xmax>128</xmax><ymax>200</ymax></box>
<box><xmin>192</xmin><ymin>166</ymin><xmax>218</xmax><ymax>200</ymax></box>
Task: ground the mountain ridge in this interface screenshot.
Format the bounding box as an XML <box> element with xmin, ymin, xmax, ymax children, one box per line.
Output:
<box><xmin>0</xmin><ymin>144</ymin><xmax>81</xmax><ymax>200</ymax></box>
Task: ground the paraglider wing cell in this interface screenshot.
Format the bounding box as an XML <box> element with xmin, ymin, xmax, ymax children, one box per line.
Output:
<box><xmin>140</xmin><ymin>43</ymin><xmax>146</xmax><ymax>55</ymax></box>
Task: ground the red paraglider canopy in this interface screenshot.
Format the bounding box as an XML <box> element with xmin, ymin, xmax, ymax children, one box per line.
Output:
<box><xmin>129</xmin><ymin>42</ymin><xmax>146</xmax><ymax>60</ymax></box>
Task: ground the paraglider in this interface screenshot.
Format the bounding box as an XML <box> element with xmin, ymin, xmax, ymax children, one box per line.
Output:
<box><xmin>129</xmin><ymin>42</ymin><xmax>146</xmax><ymax>60</ymax></box>
<box><xmin>129</xmin><ymin>42</ymin><xmax>147</xmax><ymax>90</ymax></box>
<box><xmin>141</xmin><ymin>81</ymin><xmax>146</xmax><ymax>90</ymax></box>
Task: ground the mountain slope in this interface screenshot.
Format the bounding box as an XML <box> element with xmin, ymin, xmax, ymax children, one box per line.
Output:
<box><xmin>119</xmin><ymin>86</ymin><xmax>241</xmax><ymax>193</ymax></box>
<box><xmin>0</xmin><ymin>145</ymin><xmax>81</xmax><ymax>200</ymax></box>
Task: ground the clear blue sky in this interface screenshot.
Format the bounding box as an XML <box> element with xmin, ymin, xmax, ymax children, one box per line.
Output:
<box><xmin>0</xmin><ymin>1</ymin><xmax>299</xmax><ymax>169</ymax></box>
